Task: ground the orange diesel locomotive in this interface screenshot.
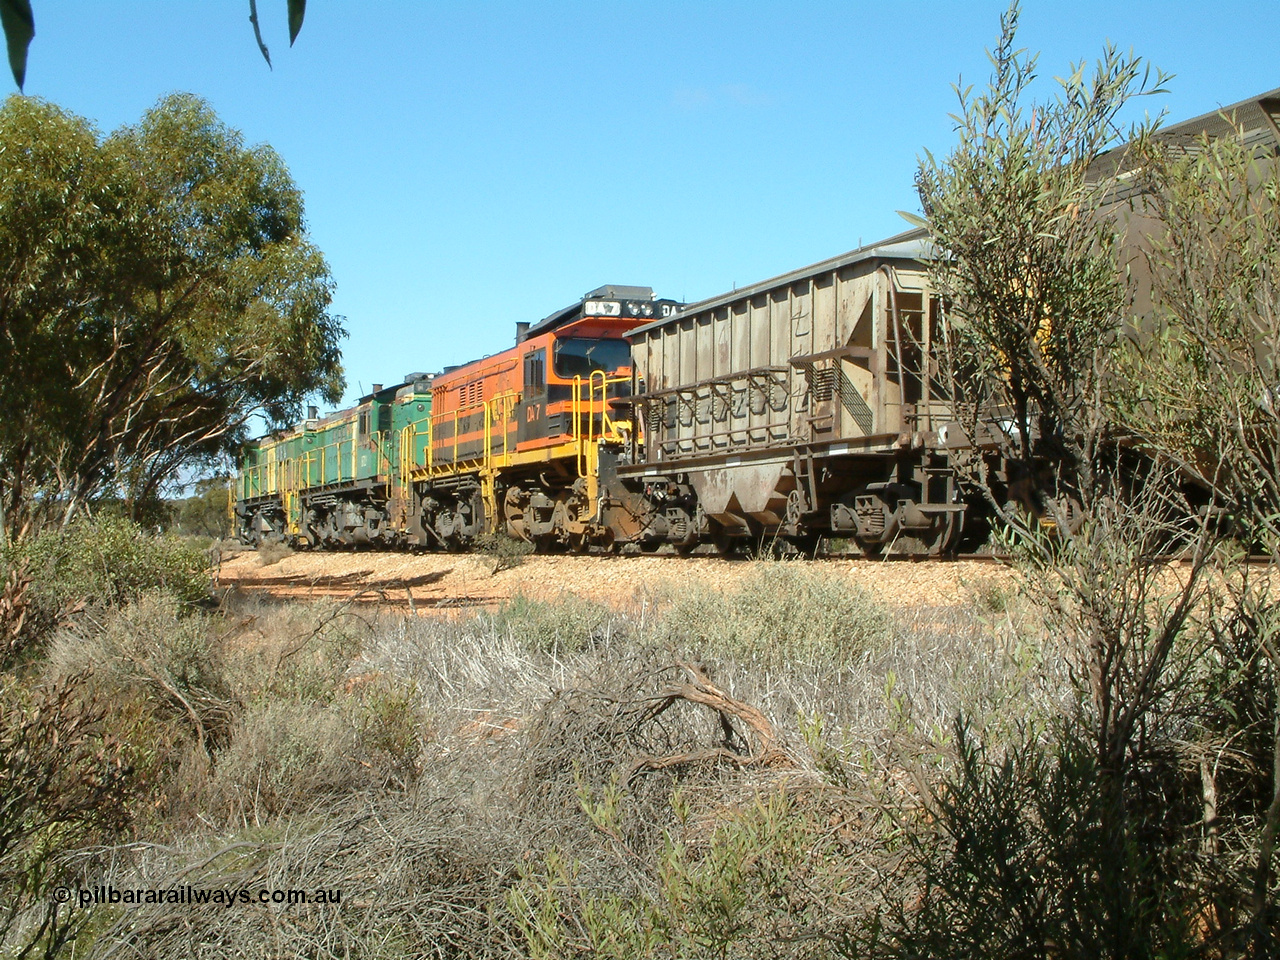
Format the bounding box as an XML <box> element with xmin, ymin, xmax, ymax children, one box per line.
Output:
<box><xmin>390</xmin><ymin>285</ymin><xmax>678</xmax><ymax>549</ymax></box>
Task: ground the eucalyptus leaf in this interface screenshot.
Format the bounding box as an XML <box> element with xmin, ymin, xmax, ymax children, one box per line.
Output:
<box><xmin>248</xmin><ymin>0</ymin><xmax>271</xmax><ymax>68</ymax></box>
<box><xmin>0</xmin><ymin>0</ymin><xmax>33</xmax><ymax>90</ymax></box>
<box><xmin>288</xmin><ymin>0</ymin><xmax>305</xmax><ymax>46</ymax></box>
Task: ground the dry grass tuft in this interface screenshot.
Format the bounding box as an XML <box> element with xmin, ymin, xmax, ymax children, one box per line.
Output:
<box><xmin>76</xmin><ymin>789</ymin><xmax>522</xmax><ymax>960</ymax></box>
<box><xmin>658</xmin><ymin>559</ymin><xmax>892</xmax><ymax>667</ymax></box>
<box><xmin>204</xmin><ymin>700</ymin><xmax>368</xmax><ymax>823</ymax></box>
<box><xmin>255</xmin><ymin>540</ymin><xmax>295</xmax><ymax>566</ymax></box>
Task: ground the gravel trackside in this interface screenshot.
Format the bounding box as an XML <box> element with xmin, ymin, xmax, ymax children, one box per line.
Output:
<box><xmin>215</xmin><ymin>548</ymin><xmax>1012</xmax><ymax>613</ymax></box>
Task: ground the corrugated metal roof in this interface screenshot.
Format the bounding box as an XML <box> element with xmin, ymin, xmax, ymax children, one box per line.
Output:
<box><xmin>1154</xmin><ymin>85</ymin><xmax>1280</xmax><ymax>147</ymax></box>
<box><xmin>629</xmin><ymin>86</ymin><xmax>1278</xmax><ymax>341</ymax></box>
<box><xmin>628</xmin><ymin>226</ymin><xmax>932</xmax><ymax>338</ymax></box>
<box><xmin>1093</xmin><ymin>85</ymin><xmax>1280</xmax><ymax>183</ymax></box>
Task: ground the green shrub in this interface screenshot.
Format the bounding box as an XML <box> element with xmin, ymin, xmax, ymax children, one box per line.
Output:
<box><xmin>474</xmin><ymin>530</ymin><xmax>534</xmax><ymax>575</ymax></box>
<box><xmin>0</xmin><ymin>674</ymin><xmax>134</xmax><ymax>958</ymax></box>
<box><xmin>43</xmin><ymin>595</ymin><xmax>232</xmax><ymax>733</ymax></box>
<box><xmin>875</xmin><ymin>719</ymin><xmax>1210</xmax><ymax>960</ymax></box>
<box><xmin>0</xmin><ymin>561</ymin><xmax>57</xmax><ymax>671</ymax></box>
<box><xmin>40</xmin><ymin>595</ymin><xmax>235</xmax><ymax>821</ymax></box>
<box><xmin>510</xmin><ymin>787</ymin><xmax>845</xmax><ymax>960</ymax></box>
<box><xmin>482</xmin><ymin>593</ymin><xmax>620</xmax><ymax>655</ymax></box>
<box><xmin>12</xmin><ymin>515</ymin><xmax>211</xmax><ymax>611</ymax></box>
<box><xmin>662</xmin><ymin>561</ymin><xmax>890</xmax><ymax>666</ymax></box>
<box><xmin>345</xmin><ymin>673</ymin><xmax>425</xmax><ymax>787</ymax></box>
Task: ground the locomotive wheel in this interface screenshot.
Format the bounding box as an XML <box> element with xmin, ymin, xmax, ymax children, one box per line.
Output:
<box><xmin>503</xmin><ymin>487</ymin><xmax>531</xmax><ymax>542</ymax></box>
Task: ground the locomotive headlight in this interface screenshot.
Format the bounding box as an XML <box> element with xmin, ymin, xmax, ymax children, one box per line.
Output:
<box><xmin>584</xmin><ymin>300</ymin><xmax>622</xmax><ymax>317</ymax></box>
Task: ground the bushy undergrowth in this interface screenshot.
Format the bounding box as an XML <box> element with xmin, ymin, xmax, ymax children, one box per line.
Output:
<box><xmin>0</xmin><ymin>674</ymin><xmax>136</xmax><ymax>958</ymax></box>
<box><xmin>40</xmin><ymin>596</ymin><xmax>233</xmax><ymax>820</ymax></box>
<box><xmin>877</xmin><ymin>720</ymin><xmax>1206</xmax><ymax>960</ymax></box>
<box><xmin>206</xmin><ymin>700</ymin><xmax>367</xmax><ymax>822</ymax></box>
<box><xmin>12</xmin><ymin>514</ymin><xmax>211</xmax><ymax>610</ymax></box>
<box><xmin>255</xmin><ymin>539</ymin><xmax>294</xmax><ymax>566</ymax></box>
<box><xmin>2</xmin><ymin>550</ymin><xmax>1276</xmax><ymax>959</ymax></box>
<box><xmin>661</xmin><ymin>560</ymin><xmax>891</xmax><ymax>666</ymax></box>
<box><xmin>0</xmin><ymin>517</ymin><xmax>211</xmax><ymax>671</ymax></box>
<box><xmin>474</xmin><ymin>530</ymin><xmax>535</xmax><ymax>575</ymax></box>
<box><xmin>510</xmin><ymin>788</ymin><xmax>846</xmax><ymax>960</ymax></box>
<box><xmin>482</xmin><ymin>592</ymin><xmax>622</xmax><ymax>655</ymax></box>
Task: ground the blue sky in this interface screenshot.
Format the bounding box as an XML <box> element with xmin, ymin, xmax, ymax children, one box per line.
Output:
<box><xmin>17</xmin><ymin>1</ymin><xmax>1280</xmax><ymax>410</ymax></box>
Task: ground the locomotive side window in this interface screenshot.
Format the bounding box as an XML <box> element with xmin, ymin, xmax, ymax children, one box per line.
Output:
<box><xmin>358</xmin><ymin>411</ymin><xmax>370</xmax><ymax>436</ymax></box>
<box><xmin>553</xmin><ymin>338</ymin><xmax>630</xmax><ymax>378</ymax></box>
<box><xmin>524</xmin><ymin>348</ymin><xmax>546</xmax><ymax>394</ymax></box>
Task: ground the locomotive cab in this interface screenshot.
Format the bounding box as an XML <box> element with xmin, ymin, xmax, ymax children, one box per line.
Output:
<box><xmin>516</xmin><ymin>316</ymin><xmax>641</xmax><ymax>445</ymax></box>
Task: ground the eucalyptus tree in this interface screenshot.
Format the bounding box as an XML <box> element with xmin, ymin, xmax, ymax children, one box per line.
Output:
<box><xmin>0</xmin><ymin>93</ymin><xmax>344</xmax><ymax>539</ymax></box>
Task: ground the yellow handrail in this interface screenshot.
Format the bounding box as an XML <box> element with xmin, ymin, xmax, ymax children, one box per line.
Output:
<box><xmin>400</xmin><ymin>424</ymin><xmax>415</xmax><ymax>480</ymax></box>
<box><xmin>573</xmin><ymin>376</ymin><xmax>585</xmax><ymax>476</ymax></box>
<box><xmin>424</xmin><ymin>396</ymin><xmax>508</xmax><ymax>472</ymax></box>
<box><xmin>483</xmin><ymin>391</ymin><xmax>518</xmax><ymax>469</ymax></box>
<box><xmin>483</xmin><ymin>399</ymin><xmax>492</xmax><ymax>469</ymax></box>
<box><xmin>572</xmin><ymin>372</ymin><xmax>629</xmax><ymax>476</ymax></box>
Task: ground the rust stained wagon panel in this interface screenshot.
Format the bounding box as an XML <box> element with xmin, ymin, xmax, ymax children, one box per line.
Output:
<box><xmin>628</xmin><ymin>228</ymin><xmax>934</xmax><ymax>465</ymax></box>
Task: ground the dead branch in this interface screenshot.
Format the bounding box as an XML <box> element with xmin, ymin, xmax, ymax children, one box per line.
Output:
<box><xmin>627</xmin><ymin>662</ymin><xmax>795</xmax><ymax>779</ymax></box>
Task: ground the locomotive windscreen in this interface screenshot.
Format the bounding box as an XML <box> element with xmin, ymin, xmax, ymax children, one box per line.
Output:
<box><xmin>553</xmin><ymin>338</ymin><xmax>631</xmax><ymax>378</ymax></box>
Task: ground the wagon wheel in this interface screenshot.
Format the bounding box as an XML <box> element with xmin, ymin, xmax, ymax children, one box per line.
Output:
<box><xmin>711</xmin><ymin>531</ymin><xmax>739</xmax><ymax>557</ymax></box>
<box><xmin>854</xmin><ymin>537</ymin><xmax>885</xmax><ymax>560</ymax></box>
<box><xmin>933</xmin><ymin>508</ymin><xmax>967</xmax><ymax>556</ymax></box>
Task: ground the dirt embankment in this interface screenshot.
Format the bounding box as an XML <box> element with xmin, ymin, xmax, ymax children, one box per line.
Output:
<box><xmin>215</xmin><ymin>547</ymin><xmax>1012</xmax><ymax>613</ymax></box>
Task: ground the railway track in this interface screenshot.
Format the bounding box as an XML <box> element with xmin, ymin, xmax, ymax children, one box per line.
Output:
<box><xmin>215</xmin><ymin>548</ymin><xmax>1016</xmax><ymax>613</ymax></box>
